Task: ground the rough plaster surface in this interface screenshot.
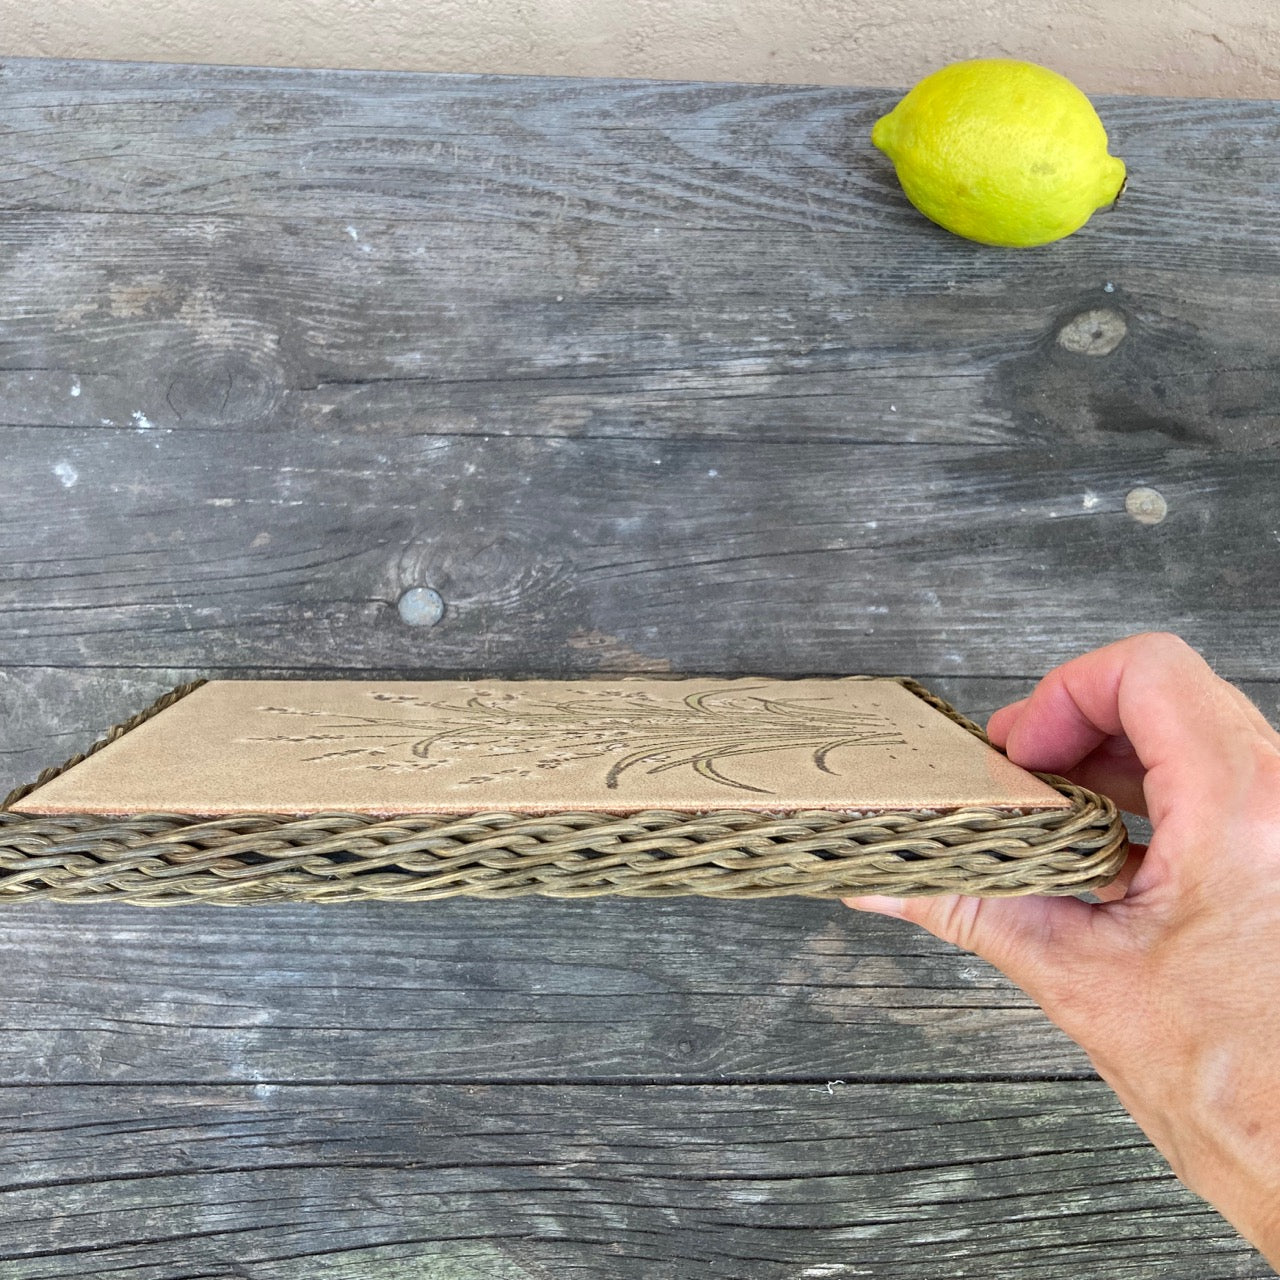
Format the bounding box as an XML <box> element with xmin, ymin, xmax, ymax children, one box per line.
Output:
<box><xmin>1</xmin><ymin>0</ymin><xmax>1278</xmax><ymax>96</ymax></box>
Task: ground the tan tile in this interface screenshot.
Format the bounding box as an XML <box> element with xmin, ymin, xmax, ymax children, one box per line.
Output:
<box><xmin>12</xmin><ymin>678</ymin><xmax>1069</xmax><ymax>817</ymax></box>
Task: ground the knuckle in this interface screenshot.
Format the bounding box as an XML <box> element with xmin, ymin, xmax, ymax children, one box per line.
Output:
<box><xmin>1133</xmin><ymin>630</ymin><xmax>1197</xmax><ymax>664</ymax></box>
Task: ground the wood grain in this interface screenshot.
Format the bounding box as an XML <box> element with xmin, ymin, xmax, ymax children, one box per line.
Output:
<box><xmin>1</xmin><ymin>214</ymin><xmax>1277</xmax><ymax>449</ymax></box>
<box><xmin>3</xmin><ymin>433</ymin><xmax>1278</xmax><ymax>675</ymax></box>
<box><xmin>2</xmin><ymin>59</ymin><xmax>1279</xmax><ymax>241</ymax></box>
<box><xmin>0</xmin><ymin>1083</ymin><xmax>1267</xmax><ymax>1279</ymax></box>
<box><xmin>0</xmin><ymin>893</ymin><xmax>1095</xmax><ymax>1083</ymax></box>
<box><xmin>2</xmin><ymin>61</ymin><xmax>1279</xmax><ymax>451</ymax></box>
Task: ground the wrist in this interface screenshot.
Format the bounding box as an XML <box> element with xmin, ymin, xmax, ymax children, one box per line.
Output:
<box><xmin>1217</xmin><ymin>1194</ymin><xmax>1280</xmax><ymax>1271</ymax></box>
<box><xmin>1095</xmin><ymin>1044</ymin><xmax>1280</xmax><ymax>1263</ymax></box>
<box><xmin>1178</xmin><ymin>1051</ymin><xmax>1280</xmax><ymax>1264</ymax></box>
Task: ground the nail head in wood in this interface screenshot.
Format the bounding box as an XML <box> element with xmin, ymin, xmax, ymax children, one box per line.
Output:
<box><xmin>397</xmin><ymin>586</ymin><xmax>446</xmax><ymax>627</ymax></box>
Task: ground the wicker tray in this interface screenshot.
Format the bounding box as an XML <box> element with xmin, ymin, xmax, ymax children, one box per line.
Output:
<box><xmin>1</xmin><ymin>676</ymin><xmax>1127</xmax><ymax>904</ymax></box>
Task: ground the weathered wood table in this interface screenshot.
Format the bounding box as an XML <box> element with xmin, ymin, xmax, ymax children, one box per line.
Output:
<box><xmin>2</xmin><ymin>54</ymin><xmax>1278</xmax><ymax>1278</ymax></box>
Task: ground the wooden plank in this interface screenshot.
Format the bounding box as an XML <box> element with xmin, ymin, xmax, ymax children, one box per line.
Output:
<box><xmin>0</xmin><ymin>1083</ymin><xmax>1265</xmax><ymax>1279</ymax></box>
<box><xmin>1</xmin><ymin>58</ymin><xmax>1278</xmax><ymax>248</ymax></box>
<box><xmin>2</xmin><ymin>62</ymin><xmax>1278</xmax><ymax>451</ymax></box>
<box><xmin>1</xmin><ymin>213</ymin><xmax>1278</xmax><ymax>449</ymax></box>
<box><xmin>2</xmin><ymin>433</ymin><xmax>1277</xmax><ymax>675</ymax></box>
<box><xmin>0</xmin><ymin>892</ymin><xmax>1096</xmax><ymax>1085</ymax></box>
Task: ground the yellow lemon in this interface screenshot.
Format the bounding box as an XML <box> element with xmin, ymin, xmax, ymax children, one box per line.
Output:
<box><xmin>872</xmin><ymin>59</ymin><xmax>1126</xmax><ymax>247</ymax></box>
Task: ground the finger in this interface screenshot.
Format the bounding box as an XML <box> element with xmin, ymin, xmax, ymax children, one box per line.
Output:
<box><xmin>1224</xmin><ymin>682</ymin><xmax>1280</xmax><ymax>748</ymax></box>
<box><xmin>999</xmin><ymin>633</ymin><xmax>1263</xmax><ymax>828</ymax></box>
<box><xmin>986</xmin><ymin>699</ymin><xmax>1027</xmax><ymax>748</ymax></box>
<box><xmin>1090</xmin><ymin>843</ymin><xmax>1147</xmax><ymax>902</ymax></box>
<box><xmin>1054</xmin><ymin>737</ymin><xmax>1149</xmax><ymax>816</ymax></box>
<box><xmin>844</xmin><ymin>890</ymin><xmax>1100</xmax><ymax>1008</ymax></box>
<box><xmin>991</xmin><ymin>696</ymin><xmax>1148</xmax><ymax>813</ymax></box>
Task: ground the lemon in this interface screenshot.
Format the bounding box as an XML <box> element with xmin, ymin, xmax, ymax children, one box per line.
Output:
<box><xmin>872</xmin><ymin>59</ymin><xmax>1126</xmax><ymax>247</ymax></box>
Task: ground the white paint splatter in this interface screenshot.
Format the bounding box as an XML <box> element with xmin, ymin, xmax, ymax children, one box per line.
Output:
<box><xmin>707</xmin><ymin>468</ymin><xmax>718</xmax><ymax>478</ymax></box>
<box><xmin>100</xmin><ymin>418</ymin><xmax>114</xmax><ymax>426</ymax></box>
<box><xmin>1103</xmin><ymin>281</ymin><xmax>1116</xmax><ymax>293</ymax></box>
<box><xmin>889</xmin><ymin>404</ymin><xmax>897</xmax><ymax>412</ymax></box>
<box><xmin>70</xmin><ymin>378</ymin><xmax>81</xmax><ymax>397</ymax></box>
<box><xmin>1082</xmin><ymin>491</ymin><xmax>1101</xmax><ymax>510</ymax></box>
<box><xmin>130</xmin><ymin>414</ymin><xmax>170</xmax><ymax>450</ymax></box>
<box><xmin>53</xmin><ymin>461</ymin><xmax>78</xmax><ymax>488</ymax></box>
<box><xmin>131</xmin><ymin>410</ymin><xmax>171</xmax><ymax>447</ymax></box>
<box><xmin>345</xmin><ymin>225</ymin><xmax>360</xmax><ymax>241</ymax></box>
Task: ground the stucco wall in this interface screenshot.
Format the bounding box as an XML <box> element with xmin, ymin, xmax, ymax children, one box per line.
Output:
<box><xmin>2</xmin><ymin>0</ymin><xmax>1277</xmax><ymax>97</ymax></box>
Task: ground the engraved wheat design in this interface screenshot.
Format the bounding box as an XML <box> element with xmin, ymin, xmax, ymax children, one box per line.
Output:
<box><xmin>246</xmin><ymin>686</ymin><xmax>907</xmax><ymax>795</ymax></box>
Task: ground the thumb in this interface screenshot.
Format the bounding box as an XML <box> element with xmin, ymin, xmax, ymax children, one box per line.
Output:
<box><xmin>843</xmin><ymin>891</ymin><xmax>1100</xmax><ymax>1004</ymax></box>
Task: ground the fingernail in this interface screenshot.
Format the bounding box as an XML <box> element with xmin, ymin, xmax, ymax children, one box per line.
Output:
<box><xmin>843</xmin><ymin>894</ymin><xmax>908</xmax><ymax>917</ymax></box>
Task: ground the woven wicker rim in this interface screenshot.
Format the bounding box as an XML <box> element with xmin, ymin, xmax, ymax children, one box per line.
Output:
<box><xmin>1</xmin><ymin>677</ymin><xmax>1128</xmax><ymax>904</ymax></box>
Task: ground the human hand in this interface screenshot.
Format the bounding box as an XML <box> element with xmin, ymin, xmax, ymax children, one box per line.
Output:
<box><xmin>845</xmin><ymin>633</ymin><xmax>1280</xmax><ymax>1266</ymax></box>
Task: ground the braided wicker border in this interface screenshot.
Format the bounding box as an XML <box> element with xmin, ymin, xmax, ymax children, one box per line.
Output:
<box><xmin>1</xmin><ymin>678</ymin><xmax>1127</xmax><ymax>905</ymax></box>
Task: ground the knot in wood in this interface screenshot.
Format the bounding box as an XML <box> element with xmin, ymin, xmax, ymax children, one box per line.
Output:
<box><xmin>1125</xmin><ymin>487</ymin><xmax>1168</xmax><ymax>525</ymax></box>
<box><xmin>1057</xmin><ymin>308</ymin><xmax>1128</xmax><ymax>357</ymax></box>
